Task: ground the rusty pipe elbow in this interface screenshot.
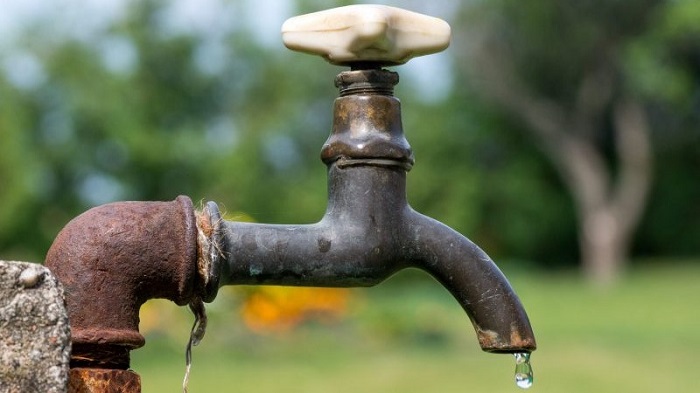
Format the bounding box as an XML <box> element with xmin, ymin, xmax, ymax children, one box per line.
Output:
<box><xmin>45</xmin><ymin>196</ymin><xmax>200</xmax><ymax>368</ymax></box>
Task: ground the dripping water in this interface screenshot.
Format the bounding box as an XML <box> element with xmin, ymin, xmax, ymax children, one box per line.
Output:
<box><xmin>514</xmin><ymin>352</ymin><xmax>533</xmax><ymax>389</ymax></box>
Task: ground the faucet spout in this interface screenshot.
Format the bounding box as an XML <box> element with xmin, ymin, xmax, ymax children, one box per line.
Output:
<box><xmin>404</xmin><ymin>212</ymin><xmax>536</xmax><ymax>352</ymax></box>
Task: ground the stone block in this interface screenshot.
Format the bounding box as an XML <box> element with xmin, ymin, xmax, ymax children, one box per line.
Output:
<box><xmin>0</xmin><ymin>261</ymin><xmax>70</xmax><ymax>393</ymax></box>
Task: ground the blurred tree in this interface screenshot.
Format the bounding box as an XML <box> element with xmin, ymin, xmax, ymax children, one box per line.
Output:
<box><xmin>453</xmin><ymin>0</ymin><xmax>699</xmax><ymax>284</ymax></box>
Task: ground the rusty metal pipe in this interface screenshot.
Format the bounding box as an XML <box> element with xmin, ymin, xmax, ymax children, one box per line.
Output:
<box><xmin>45</xmin><ymin>196</ymin><xmax>200</xmax><ymax>370</ymax></box>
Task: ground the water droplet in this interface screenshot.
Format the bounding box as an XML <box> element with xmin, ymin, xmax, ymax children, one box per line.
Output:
<box><xmin>514</xmin><ymin>352</ymin><xmax>533</xmax><ymax>389</ymax></box>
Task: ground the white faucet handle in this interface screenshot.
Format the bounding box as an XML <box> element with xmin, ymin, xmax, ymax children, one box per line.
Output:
<box><xmin>281</xmin><ymin>5</ymin><xmax>451</xmax><ymax>66</ymax></box>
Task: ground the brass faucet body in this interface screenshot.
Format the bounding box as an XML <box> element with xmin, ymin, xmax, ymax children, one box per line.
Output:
<box><xmin>209</xmin><ymin>69</ymin><xmax>536</xmax><ymax>352</ymax></box>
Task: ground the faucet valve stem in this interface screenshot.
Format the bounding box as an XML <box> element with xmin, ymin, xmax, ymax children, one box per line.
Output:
<box><xmin>334</xmin><ymin>69</ymin><xmax>399</xmax><ymax>97</ymax></box>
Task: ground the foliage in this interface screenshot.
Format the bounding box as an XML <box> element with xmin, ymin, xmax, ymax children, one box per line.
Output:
<box><xmin>624</xmin><ymin>0</ymin><xmax>700</xmax><ymax>257</ymax></box>
<box><xmin>0</xmin><ymin>0</ymin><xmax>698</xmax><ymax>270</ymax></box>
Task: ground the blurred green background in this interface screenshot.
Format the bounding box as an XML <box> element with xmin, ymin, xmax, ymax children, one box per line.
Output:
<box><xmin>132</xmin><ymin>265</ymin><xmax>700</xmax><ymax>392</ymax></box>
<box><xmin>0</xmin><ymin>0</ymin><xmax>698</xmax><ymax>391</ymax></box>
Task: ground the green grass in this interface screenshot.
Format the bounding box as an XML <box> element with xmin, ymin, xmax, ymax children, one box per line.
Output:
<box><xmin>131</xmin><ymin>262</ymin><xmax>700</xmax><ymax>392</ymax></box>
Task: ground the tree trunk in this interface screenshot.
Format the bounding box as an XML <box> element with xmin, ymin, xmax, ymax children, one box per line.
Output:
<box><xmin>580</xmin><ymin>207</ymin><xmax>628</xmax><ymax>286</ymax></box>
<box><xmin>559</xmin><ymin>99</ymin><xmax>652</xmax><ymax>285</ymax></box>
<box><xmin>552</xmin><ymin>101</ymin><xmax>651</xmax><ymax>285</ymax></box>
<box><xmin>467</xmin><ymin>48</ymin><xmax>653</xmax><ymax>284</ymax></box>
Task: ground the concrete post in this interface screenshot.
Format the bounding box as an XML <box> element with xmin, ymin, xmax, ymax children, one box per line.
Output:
<box><xmin>0</xmin><ymin>261</ymin><xmax>71</xmax><ymax>393</ymax></box>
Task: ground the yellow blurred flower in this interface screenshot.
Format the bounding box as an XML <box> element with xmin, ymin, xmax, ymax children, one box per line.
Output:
<box><xmin>240</xmin><ymin>286</ymin><xmax>351</xmax><ymax>333</ymax></box>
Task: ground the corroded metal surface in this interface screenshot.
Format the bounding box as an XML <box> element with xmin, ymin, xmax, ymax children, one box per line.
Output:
<box><xmin>45</xmin><ymin>196</ymin><xmax>199</xmax><ymax>367</ymax></box>
<box><xmin>68</xmin><ymin>369</ymin><xmax>140</xmax><ymax>393</ymax></box>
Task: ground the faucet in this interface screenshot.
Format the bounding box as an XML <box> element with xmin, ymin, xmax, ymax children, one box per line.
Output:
<box><xmin>46</xmin><ymin>5</ymin><xmax>535</xmax><ymax>391</ymax></box>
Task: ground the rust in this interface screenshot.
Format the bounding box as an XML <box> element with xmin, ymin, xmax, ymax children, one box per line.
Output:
<box><xmin>70</xmin><ymin>344</ymin><xmax>131</xmax><ymax>369</ymax></box>
<box><xmin>509</xmin><ymin>323</ymin><xmax>537</xmax><ymax>351</ymax></box>
<box><xmin>477</xmin><ymin>323</ymin><xmax>537</xmax><ymax>353</ymax></box>
<box><xmin>68</xmin><ymin>368</ymin><xmax>140</xmax><ymax>393</ymax></box>
<box><xmin>477</xmin><ymin>328</ymin><xmax>501</xmax><ymax>349</ymax></box>
<box><xmin>46</xmin><ymin>196</ymin><xmax>199</xmax><ymax>367</ymax></box>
